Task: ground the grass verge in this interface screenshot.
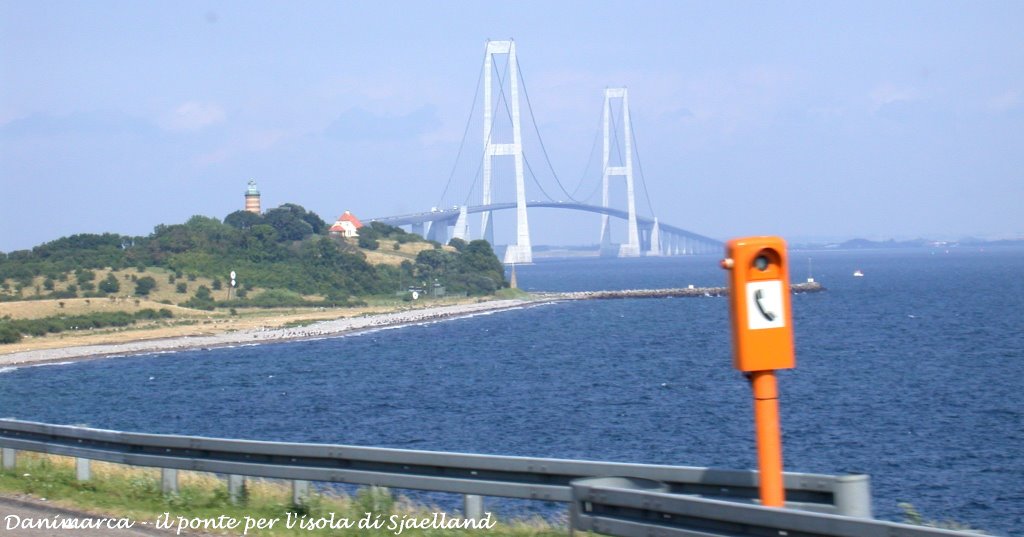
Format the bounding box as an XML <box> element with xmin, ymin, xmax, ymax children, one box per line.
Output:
<box><xmin>0</xmin><ymin>452</ymin><xmax>569</xmax><ymax>536</ymax></box>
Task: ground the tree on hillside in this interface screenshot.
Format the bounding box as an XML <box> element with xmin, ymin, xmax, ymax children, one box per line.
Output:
<box><xmin>75</xmin><ymin>268</ymin><xmax>96</xmax><ymax>284</ymax></box>
<box><xmin>264</xmin><ymin>206</ymin><xmax>314</xmax><ymax>241</ymax></box>
<box><xmin>98</xmin><ymin>273</ymin><xmax>120</xmax><ymax>294</ymax></box>
<box><xmin>241</xmin><ymin>224</ymin><xmax>284</xmax><ymax>261</ymax></box>
<box><xmin>368</xmin><ymin>221</ymin><xmax>417</xmax><ymax>243</ymax></box>
<box><xmin>413</xmin><ymin>240</ymin><xmax>505</xmax><ymax>296</ymax></box>
<box><xmin>0</xmin><ymin>324</ymin><xmax>21</xmax><ymax>344</ymax></box>
<box><xmin>281</xmin><ymin>203</ymin><xmax>327</xmax><ymax>234</ymax></box>
<box><xmin>358</xmin><ymin>234</ymin><xmax>380</xmax><ymax>250</ymax></box>
<box><xmin>224</xmin><ymin>210</ymin><xmax>263</xmax><ymax>230</ymax></box>
<box><xmin>462</xmin><ymin>240</ymin><xmax>505</xmax><ymax>276</ymax></box>
<box><xmin>134</xmin><ymin>276</ymin><xmax>157</xmax><ymax>296</ymax></box>
<box><xmin>414</xmin><ymin>248</ymin><xmax>450</xmax><ymax>283</ymax></box>
<box><xmin>183</xmin><ymin>285</ymin><xmax>215</xmax><ymax>310</ymax></box>
<box><xmin>447</xmin><ymin>237</ymin><xmax>467</xmax><ymax>252</ymax></box>
<box><xmin>149</xmin><ymin>224</ymin><xmax>197</xmax><ymax>255</ymax></box>
<box><xmin>30</xmin><ymin>233</ymin><xmax>130</xmax><ymax>271</ymax></box>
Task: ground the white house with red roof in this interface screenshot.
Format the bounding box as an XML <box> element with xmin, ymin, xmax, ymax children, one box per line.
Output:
<box><xmin>329</xmin><ymin>211</ymin><xmax>364</xmax><ymax>238</ymax></box>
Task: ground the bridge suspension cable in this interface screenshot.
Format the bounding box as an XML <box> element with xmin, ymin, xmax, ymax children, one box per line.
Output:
<box><xmin>629</xmin><ymin>112</ymin><xmax>657</xmax><ymax>216</ymax></box>
<box><xmin>523</xmin><ymin>153</ymin><xmax>556</xmax><ymax>202</ymax></box>
<box><xmin>436</xmin><ymin>48</ymin><xmax>487</xmax><ymax>210</ymax></box>
<box><xmin>606</xmin><ymin>96</ymin><xmax>655</xmax><ymax>217</ymax></box>
<box><xmin>570</xmin><ymin>110</ymin><xmax>604</xmax><ymax>202</ymax></box>
<box><xmin>575</xmin><ymin>167</ymin><xmax>604</xmax><ymax>205</ymax></box>
<box><xmin>446</xmin><ymin>47</ymin><xmax>620</xmax><ymax>212</ymax></box>
<box><xmin>482</xmin><ymin>52</ymin><xmax>562</xmax><ymax>206</ymax></box>
<box><xmin>516</xmin><ymin>61</ymin><xmax>581</xmax><ymax>203</ymax></box>
<box><xmin>458</xmin><ymin>49</ymin><xmax>514</xmax><ymax>209</ymax></box>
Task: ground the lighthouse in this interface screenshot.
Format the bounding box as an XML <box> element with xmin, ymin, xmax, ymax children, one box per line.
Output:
<box><xmin>244</xmin><ymin>179</ymin><xmax>261</xmax><ymax>214</ymax></box>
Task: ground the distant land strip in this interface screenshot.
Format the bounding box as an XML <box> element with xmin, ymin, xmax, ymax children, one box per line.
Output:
<box><xmin>539</xmin><ymin>281</ymin><xmax>824</xmax><ymax>300</ymax></box>
<box><xmin>1</xmin><ymin>284</ymin><xmax>823</xmax><ymax>367</ymax></box>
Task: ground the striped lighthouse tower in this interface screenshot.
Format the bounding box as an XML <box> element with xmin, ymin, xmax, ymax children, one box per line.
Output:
<box><xmin>244</xmin><ymin>179</ymin><xmax>261</xmax><ymax>214</ymax></box>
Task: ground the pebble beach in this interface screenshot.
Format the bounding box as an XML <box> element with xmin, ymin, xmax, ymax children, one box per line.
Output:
<box><xmin>0</xmin><ymin>299</ymin><xmax>536</xmax><ymax>368</ymax></box>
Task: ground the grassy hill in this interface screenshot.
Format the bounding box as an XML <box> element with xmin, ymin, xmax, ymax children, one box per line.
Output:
<box><xmin>0</xmin><ymin>204</ymin><xmax>507</xmax><ymax>344</ymax></box>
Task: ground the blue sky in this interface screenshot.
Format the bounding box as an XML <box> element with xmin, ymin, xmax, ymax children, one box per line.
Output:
<box><xmin>1</xmin><ymin>1</ymin><xmax>1022</xmax><ymax>252</ymax></box>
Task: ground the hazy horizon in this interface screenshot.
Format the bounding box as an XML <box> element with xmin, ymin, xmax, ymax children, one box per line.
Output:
<box><xmin>2</xmin><ymin>1</ymin><xmax>1022</xmax><ymax>252</ymax></box>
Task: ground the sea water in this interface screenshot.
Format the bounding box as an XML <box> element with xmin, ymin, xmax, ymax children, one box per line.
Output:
<box><xmin>1</xmin><ymin>248</ymin><xmax>1021</xmax><ymax>534</ymax></box>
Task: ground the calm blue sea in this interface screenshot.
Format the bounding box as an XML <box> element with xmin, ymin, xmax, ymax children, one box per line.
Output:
<box><xmin>1</xmin><ymin>248</ymin><xmax>1022</xmax><ymax>535</ymax></box>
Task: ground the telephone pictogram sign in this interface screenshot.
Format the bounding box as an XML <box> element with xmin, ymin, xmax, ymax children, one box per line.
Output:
<box><xmin>746</xmin><ymin>281</ymin><xmax>786</xmax><ymax>330</ymax></box>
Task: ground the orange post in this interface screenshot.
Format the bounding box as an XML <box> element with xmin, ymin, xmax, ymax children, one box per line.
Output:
<box><xmin>750</xmin><ymin>370</ymin><xmax>785</xmax><ymax>507</ymax></box>
<box><xmin>721</xmin><ymin>236</ymin><xmax>795</xmax><ymax>509</ymax></box>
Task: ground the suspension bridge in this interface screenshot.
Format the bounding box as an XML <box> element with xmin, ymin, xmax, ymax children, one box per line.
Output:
<box><xmin>369</xmin><ymin>39</ymin><xmax>722</xmax><ymax>263</ymax></box>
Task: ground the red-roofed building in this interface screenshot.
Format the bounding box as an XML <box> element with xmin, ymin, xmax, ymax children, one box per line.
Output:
<box><xmin>329</xmin><ymin>211</ymin><xmax>364</xmax><ymax>238</ymax></box>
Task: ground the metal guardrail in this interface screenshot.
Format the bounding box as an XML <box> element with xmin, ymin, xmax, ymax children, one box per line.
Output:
<box><xmin>571</xmin><ymin>477</ymin><xmax>983</xmax><ymax>537</ymax></box>
<box><xmin>1</xmin><ymin>420</ymin><xmax>980</xmax><ymax>536</ymax></box>
<box><xmin>0</xmin><ymin>418</ymin><xmax>868</xmax><ymax>517</ymax></box>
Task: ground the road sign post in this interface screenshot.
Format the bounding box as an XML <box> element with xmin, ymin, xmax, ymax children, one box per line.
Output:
<box><xmin>721</xmin><ymin>236</ymin><xmax>795</xmax><ymax>508</ymax></box>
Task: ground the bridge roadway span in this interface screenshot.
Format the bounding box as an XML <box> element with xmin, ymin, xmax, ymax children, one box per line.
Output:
<box><xmin>368</xmin><ymin>201</ymin><xmax>722</xmax><ymax>246</ymax></box>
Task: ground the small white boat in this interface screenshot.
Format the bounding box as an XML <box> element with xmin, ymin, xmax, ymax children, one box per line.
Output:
<box><xmin>853</xmin><ymin>270</ymin><xmax>864</xmax><ymax>277</ymax></box>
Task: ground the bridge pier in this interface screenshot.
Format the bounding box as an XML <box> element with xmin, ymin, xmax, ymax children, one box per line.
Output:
<box><xmin>426</xmin><ymin>220</ymin><xmax>451</xmax><ymax>244</ymax></box>
<box><xmin>647</xmin><ymin>218</ymin><xmax>662</xmax><ymax>256</ymax></box>
<box><xmin>452</xmin><ymin>206</ymin><xmax>469</xmax><ymax>242</ymax></box>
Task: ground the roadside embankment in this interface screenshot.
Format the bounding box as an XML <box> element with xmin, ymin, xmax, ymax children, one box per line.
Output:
<box><xmin>0</xmin><ymin>452</ymin><xmax>563</xmax><ymax>537</ymax></box>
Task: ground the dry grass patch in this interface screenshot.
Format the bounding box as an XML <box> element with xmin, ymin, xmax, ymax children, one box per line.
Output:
<box><xmin>361</xmin><ymin>241</ymin><xmax>453</xmax><ymax>266</ymax></box>
<box><xmin>0</xmin><ymin>297</ymin><xmax>198</xmax><ymax>320</ymax></box>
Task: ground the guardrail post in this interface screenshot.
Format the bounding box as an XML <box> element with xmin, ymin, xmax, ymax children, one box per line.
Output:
<box><xmin>228</xmin><ymin>475</ymin><xmax>246</xmax><ymax>504</ymax></box>
<box><xmin>833</xmin><ymin>474</ymin><xmax>872</xmax><ymax>518</ymax></box>
<box><xmin>463</xmin><ymin>494</ymin><xmax>484</xmax><ymax>520</ymax></box>
<box><xmin>292</xmin><ymin>480</ymin><xmax>309</xmax><ymax>506</ymax></box>
<box><xmin>162</xmin><ymin>468</ymin><xmax>179</xmax><ymax>495</ymax></box>
<box><xmin>567</xmin><ymin>495</ymin><xmax>579</xmax><ymax>537</ymax></box>
<box><xmin>1</xmin><ymin>448</ymin><xmax>15</xmax><ymax>470</ymax></box>
<box><xmin>75</xmin><ymin>457</ymin><xmax>91</xmax><ymax>481</ymax></box>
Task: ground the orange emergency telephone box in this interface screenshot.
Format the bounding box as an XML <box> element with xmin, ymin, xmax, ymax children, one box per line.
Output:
<box><xmin>722</xmin><ymin>236</ymin><xmax>795</xmax><ymax>372</ymax></box>
<box><xmin>721</xmin><ymin>235</ymin><xmax>796</xmax><ymax>508</ymax></box>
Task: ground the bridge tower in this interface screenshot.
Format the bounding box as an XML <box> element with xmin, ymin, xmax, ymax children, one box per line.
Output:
<box><xmin>481</xmin><ymin>40</ymin><xmax>532</xmax><ymax>264</ymax></box>
<box><xmin>599</xmin><ymin>88</ymin><xmax>641</xmax><ymax>257</ymax></box>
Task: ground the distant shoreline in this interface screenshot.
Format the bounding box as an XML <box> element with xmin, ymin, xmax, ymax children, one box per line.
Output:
<box><xmin>0</xmin><ymin>283</ymin><xmax>825</xmax><ymax>369</ymax></box>
<box><xmin>0</xmin><ymin>299</ymin><xmax>542</xmax><ymax>369</ymax></box>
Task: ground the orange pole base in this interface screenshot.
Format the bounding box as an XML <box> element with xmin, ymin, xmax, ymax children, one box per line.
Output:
<box><xmin>750</xmin><ymin>370</ymin><xmax>785</xmax><ymax>508</ymax></box>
